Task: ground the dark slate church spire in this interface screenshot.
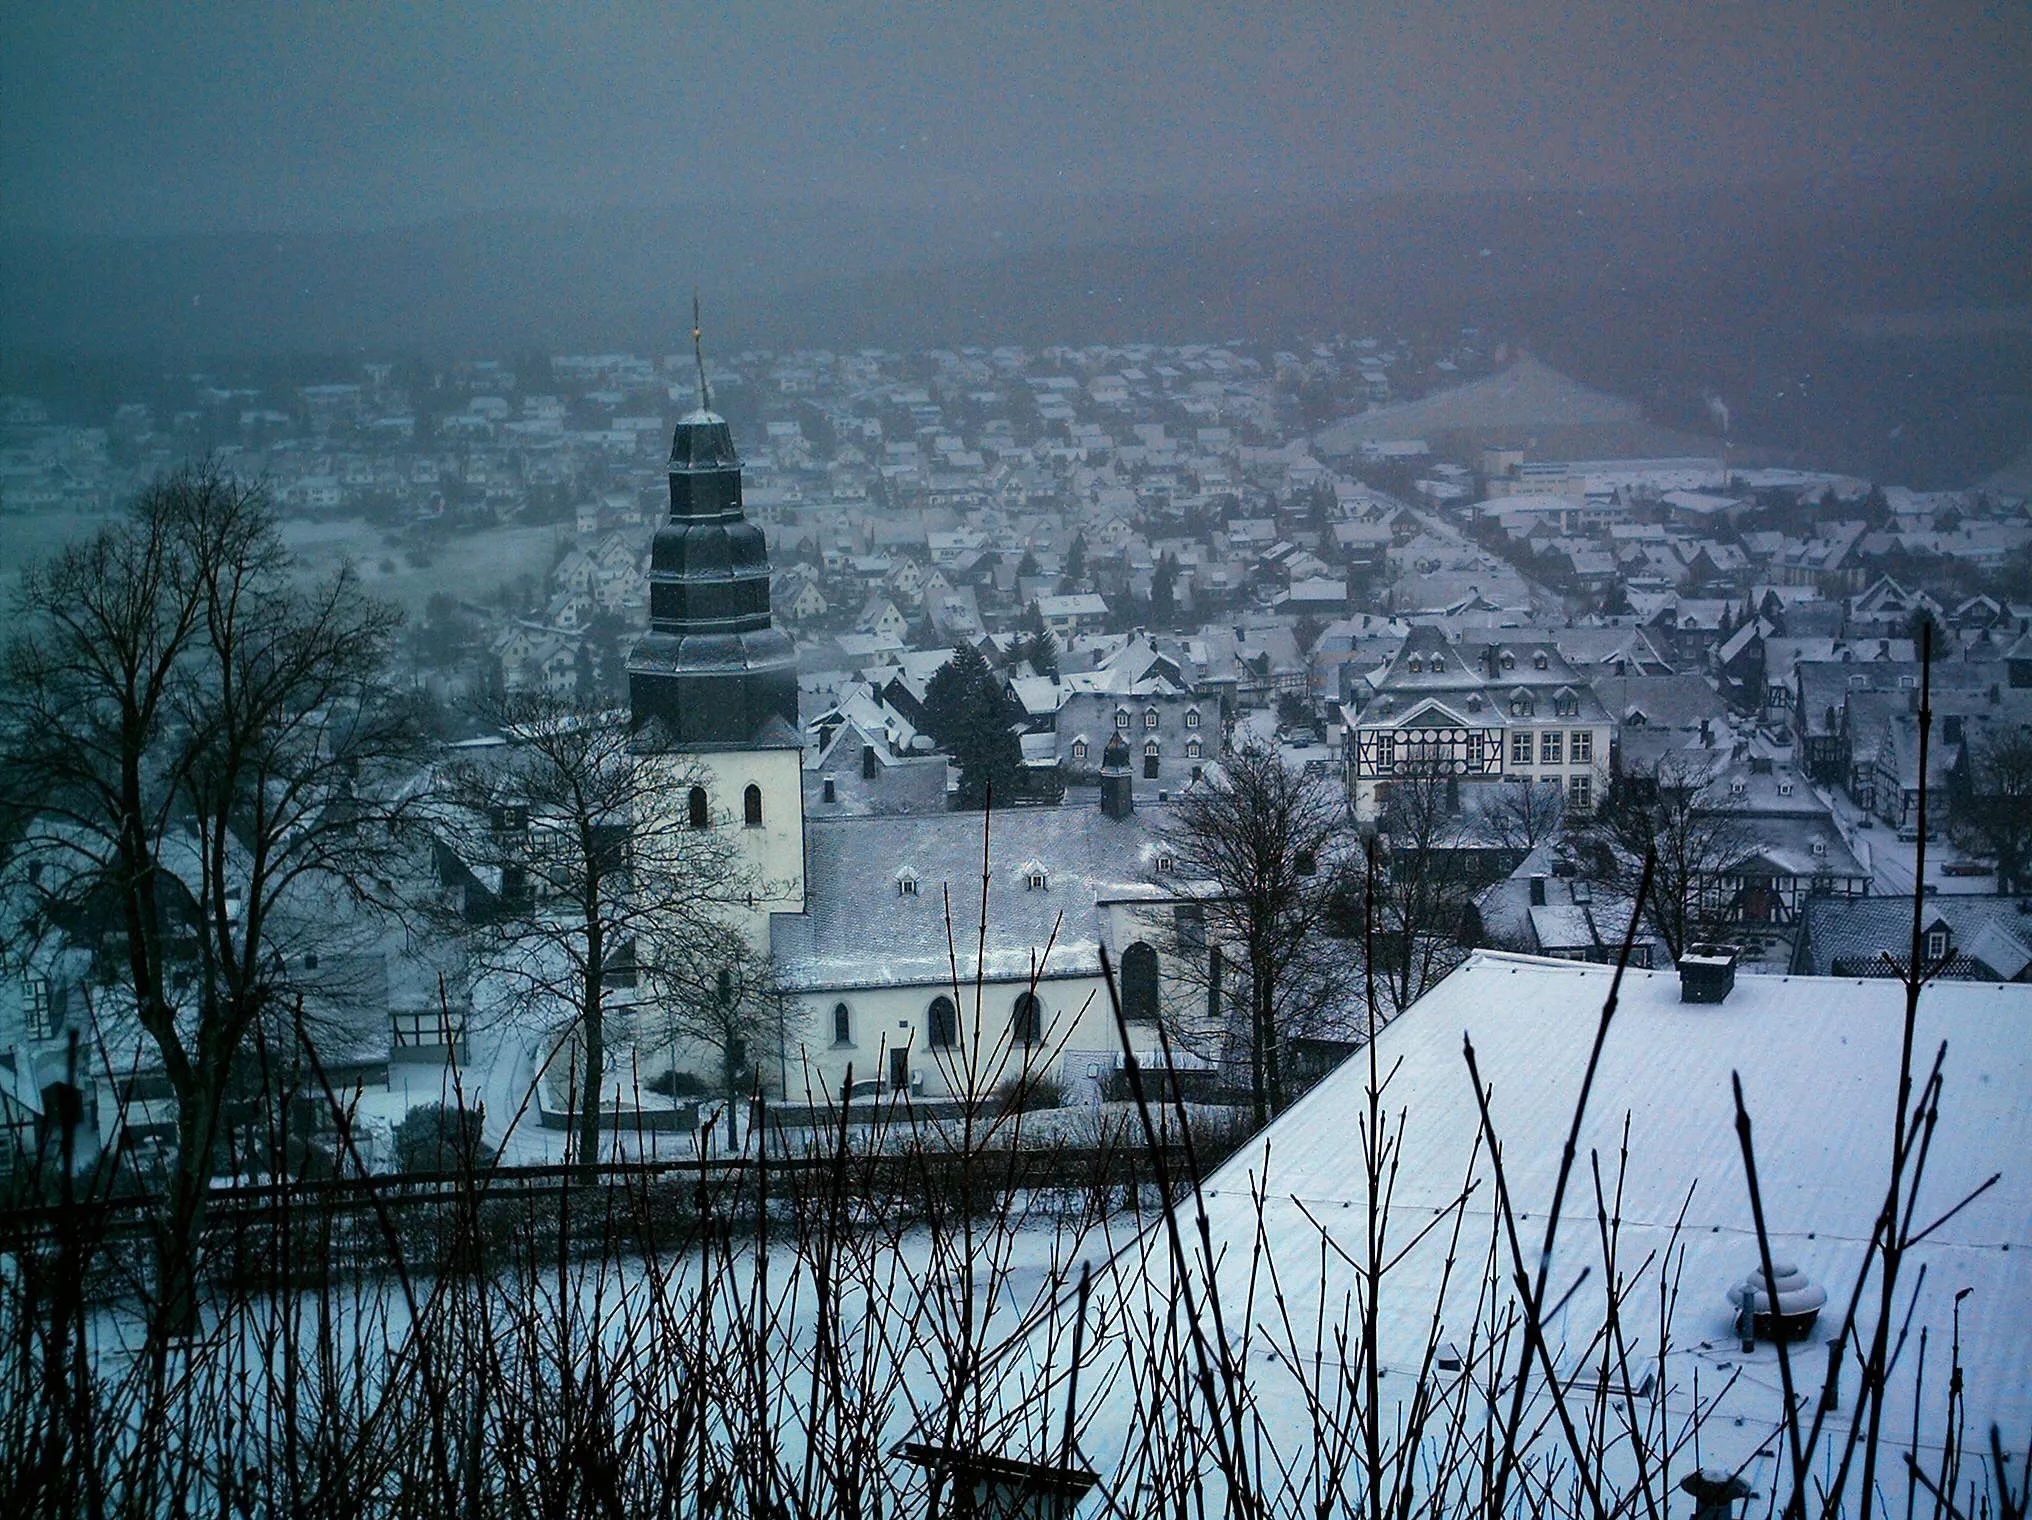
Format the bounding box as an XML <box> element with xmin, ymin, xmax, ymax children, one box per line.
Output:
<box><xmin>627</xmin><ymin>308</ymin><xmax>799</xmax><ymax>749</ymax></box>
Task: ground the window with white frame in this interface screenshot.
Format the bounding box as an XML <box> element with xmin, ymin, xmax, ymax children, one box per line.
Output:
<box><xmin>1143</xmin><ymin>707</ymin><xmax>1159</xmax><ymax>729</ymax></box>
<box><xmin>1185</xmin><ymin>708</ymin><xmax>1201</xmax><ymax>729</ymax></box>
<box><xmin>1567</xmin><ymin>773</ymin><xmax>1592</xmax><ymax>811</ymax></box>
<box><xmin>1541</xmin><ymin>731</ymin><xmax>1563</xmax><ymax>765</ymax></box>
<box><xmin>1114</xmin><ymin>708</ymin><xmax>1129</xmax><ymax>729</ymax></box>
<box><xmin>897</xmin><ymin>869</ymin><xmax>919</xmax><ymax>896</ymax></box>
<box><xmin>24</xmin><ymin>977</ymin><xmax>55</xmax><ymax>1040</ymax></box>
<box><xmin>1071</xmin><ymin>739</ymin><xmax>1088</xmax><ymax>761</ymax></box>
<box><xmin>1186</xmin><ymin>739</ymin><xmax>1202</xmax><ymax>759</ymax></box>
<box><xmin>1571</xmin><ymin>730</ymin><xmax>1592</xmax><ymax>764</ymax></box>
<box><xmin>1926</xmin><ymin>928</ymin><xmax>1949</xmax><ymax>961</ymax></box>
<box><xmin>1510</xmin><ymin>731</ymin><xmax>1533</xmax><ymax>765</ymax></box>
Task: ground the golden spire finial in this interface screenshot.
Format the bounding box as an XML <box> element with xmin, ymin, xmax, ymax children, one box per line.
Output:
<box><xmin>691</xmin><ymin>290</ymin><xmax>713</xmax><ymax>413</ymax></box>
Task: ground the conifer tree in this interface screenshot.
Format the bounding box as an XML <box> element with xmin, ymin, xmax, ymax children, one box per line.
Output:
<box><xmin>1149</xmin><ymin>552</ymin><xmax>1178</xmax><ymax>629</ymax></box>
<box><xmin>922</xmin><ymin>642</ymin><xmax>1024</xmax><ymax>808</ymax></box>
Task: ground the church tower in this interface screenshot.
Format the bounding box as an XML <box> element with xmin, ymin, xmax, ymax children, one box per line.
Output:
<box><xmin>628</xmin><ymin>316</ymin><xmax>806</xmax><ymax>932</ymax></box>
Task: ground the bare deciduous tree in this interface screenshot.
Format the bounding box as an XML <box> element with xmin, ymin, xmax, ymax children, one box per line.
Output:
<box><xmin>1591</xmin><ymin>754</ymin><xmax>1750</xmax><ymax>961</ymax></box>
<box><xmin>1478</xmin><ymin>778</ymin><xmax>1566</xmax><ymax>855</ymax></box>
<box><xmin>646</xmin><ymin>921</ymin><xmax>798</xmax><ymax>1103</ymax></box>
<box><xmin>421</xmin><ymin>691</ymin><xmax>750</xmax><ymax>1169</ymax></box>
<box><xmin>1952</xmin><ymin>726</ymin><xmax>2032</xmax><ymax>894</ymax></box>
<box><xmin>1371</xmin><ymin>773</ymin><xmax>1482</xmax><ymax>1014</ymax></box>
<box><xmin>1153</xmin><ymin>745</ymin><xmax>1352</xmax><ymax>1126</ymax></box>
<box><xmin>0</xmin><ymin>465</ymin><xmax>413</xmax><ymax>1338</ymax></box>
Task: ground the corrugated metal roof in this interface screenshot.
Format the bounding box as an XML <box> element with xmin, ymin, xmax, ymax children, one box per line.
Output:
<box><xmin>972</xmin><ymin>953</ymin><xmax>2032</xmax><ymax>1506</ymax></box>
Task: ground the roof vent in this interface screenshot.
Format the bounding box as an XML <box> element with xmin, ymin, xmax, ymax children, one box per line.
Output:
<box><xmin>1678</xmin><ymin>944</ymin><xmax>1738</xmax><ymax>1004</ymax></box>
<box><xmin>821</xmin><ymin>775</ymin><xmax>837</xmax><ymax>804</ymax></box>
<box><xmin>1681</xmin><ymin>1470</ymin><xmax>1756</xmax><ymax>1520</ymax></box>
<box><xmin>1728</xmin><ymin>1258</ymin><xmax>1827</xmax><ymax>1347</ymax></box>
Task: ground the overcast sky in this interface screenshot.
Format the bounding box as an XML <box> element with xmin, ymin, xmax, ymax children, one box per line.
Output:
<box><xmin>4</xmin><ymin>1</ymin><xmax>2028</xmax><ymax>236</ymax></box>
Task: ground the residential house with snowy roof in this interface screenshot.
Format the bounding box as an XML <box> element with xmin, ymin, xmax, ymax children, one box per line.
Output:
<box><xmin>1346</xmin><ymin>627</ymin><xmax>1613</xmax><ymax>820</ymax></box>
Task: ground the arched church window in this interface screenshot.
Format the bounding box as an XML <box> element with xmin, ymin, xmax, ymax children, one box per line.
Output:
<box><xmin>927</xmin><ymin>995</ymin><xmax>959</xmax><ymax>1049</ymax></box>
<box><xmin>687</xmin><ymin>786</ymin><xmax>709</xmax><ymax>829</ymax></box>
<box><xmin>1120</xmin><ymin>942</ymin><xmax>1159</xmax><ymax>1023</ymax></box>
<box><xmin>743</xmin><ymin>783</ymin><xmax>763</xmax><ymax>827</ymax></box>
<box><xmin>1012</xmin><ymin>991</ymin><xmax>1042</xmax><ymax>1046</ymax></box>
<box><xmin>832</xmin><ymin>1002</ymin><xmax>852</xmax><ymax>1046</ymax></box>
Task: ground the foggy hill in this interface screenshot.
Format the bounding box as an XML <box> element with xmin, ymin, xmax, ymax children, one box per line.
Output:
<box><xmin>2</xmin><ymin>181</ymin><xmax>2027</xmax><ymax>486</ymax></box>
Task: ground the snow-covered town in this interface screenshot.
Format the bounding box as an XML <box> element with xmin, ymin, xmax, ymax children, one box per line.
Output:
<box><xmin>4</xmin><ymin>5</ymin><xmax>2029</xmax><ymax>1516</ymax></box>
<box><xmin>4</xmin><ymin>333</ymin><xmax>2029</xmax><ymax>1514</ymax></box>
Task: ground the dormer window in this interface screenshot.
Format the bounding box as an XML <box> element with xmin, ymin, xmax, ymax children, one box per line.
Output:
<box><xmin>1021</xmin><ymin>860</ymin><xmax>1048</xmax><ymax>891</ymax></box>
<box><xmin>1533</xmin><ymin>651</ymin><xmax>1549</xmax><ymax>670</ymax></box>
<box><xmin>1553</xmin><ymin>687</ymin><xmax>1579</xmax><ymax>717</ymax></box>
<box><xmin>1186</xmin><ymin>739</ymin><xmax>1202</xmax><ymax>759</ymax></box>
<box><xmin>1144</xmin><ymin>707</ymin><xmax>1160</xmax><ymax>729</ymax></box>
<box><xmin>1500</xmin><ymin>652</ymin><xmax>1516</xmax><ymax>670</ymax></box>
<box><xmin>1778</xmin><ymin>782</ymin><xmax>1794</xmax><ymax>796</ymax></box>
<box><xmin>1509</xmin><ymin>688</ymin><xmax>1534</xmax><ymax>717</ymax></box>
<box><xmin>1185</xmin><ymin>708</ymin><xmax>1201</xmax><ymax>729</ymax></box>
<box><xmin>1408</xmin><ymin>657</ymin><xmax>1422</xmax><ymax>673</ymax></box>
<box><xmin>1114</xmin><ymin>708</ymin><xmax>1130</xmax><ymax>729</ymax></box>
<box><xmin>897</xmin><ymin>868</ymin><xmax>919</xmax><ymax>896</ymax></box>
<box><xmin>1071</xmin><ymin>739</ymin><xmax>1088</xmax><ymax>761</ymax></box>
<box><xmin>1155</xmin><ymin>853</ymin><xmax>1176</xmax><ymax>874</ymax></box>
<box><xmin>1926</xmin><ymin>926</ymin><xmax>1950</xmax><ymax>961</ymax></box>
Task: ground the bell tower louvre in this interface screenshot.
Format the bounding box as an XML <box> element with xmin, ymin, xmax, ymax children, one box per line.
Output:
<box><xmin>627</xmin><ymin>305</ymin><xmax>800</xmax><ymax>751</ymax></box>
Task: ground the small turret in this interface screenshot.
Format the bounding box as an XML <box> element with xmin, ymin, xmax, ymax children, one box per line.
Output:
<box><xmin>1100</xmin><ymin>731</ymin><xmax>1134</xmax><ymax>819</ymax></box>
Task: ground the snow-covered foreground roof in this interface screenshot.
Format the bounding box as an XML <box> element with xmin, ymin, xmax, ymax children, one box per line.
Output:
<box><xmin>965</xmin><ymin>952</ymin><xmax>2032</xmax><ymax>1513</ymax></box>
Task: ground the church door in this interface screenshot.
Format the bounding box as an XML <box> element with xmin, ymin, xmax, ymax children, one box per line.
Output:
<box><xmin>890</xmin><ymin>1046</ymin><xmax>909</xmax><ymax>1092</ymax></box>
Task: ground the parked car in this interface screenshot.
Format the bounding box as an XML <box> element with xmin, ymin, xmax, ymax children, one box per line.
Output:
<box><xmin>1896</xmin><ymin>826</ymin><xmax>1938</xmax><ymax>843</ymax></box>
<box><xmin>1941</xmin><ymin>861</ymin><xmax>1992</xmax><ymax>877</ymax></box>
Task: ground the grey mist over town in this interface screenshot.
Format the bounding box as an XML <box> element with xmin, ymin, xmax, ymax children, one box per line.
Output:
<box><xmin>0</xmin><ymin>5</ymin><xmax>2029</xmax><ymax>1519</ymax></box>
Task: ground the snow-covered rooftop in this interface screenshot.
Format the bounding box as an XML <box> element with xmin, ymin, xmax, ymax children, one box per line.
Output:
<box><xmin>965</xmin><ymin>951</ymin><xmax>2032</xmax><ymax>1511</ymax></box>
